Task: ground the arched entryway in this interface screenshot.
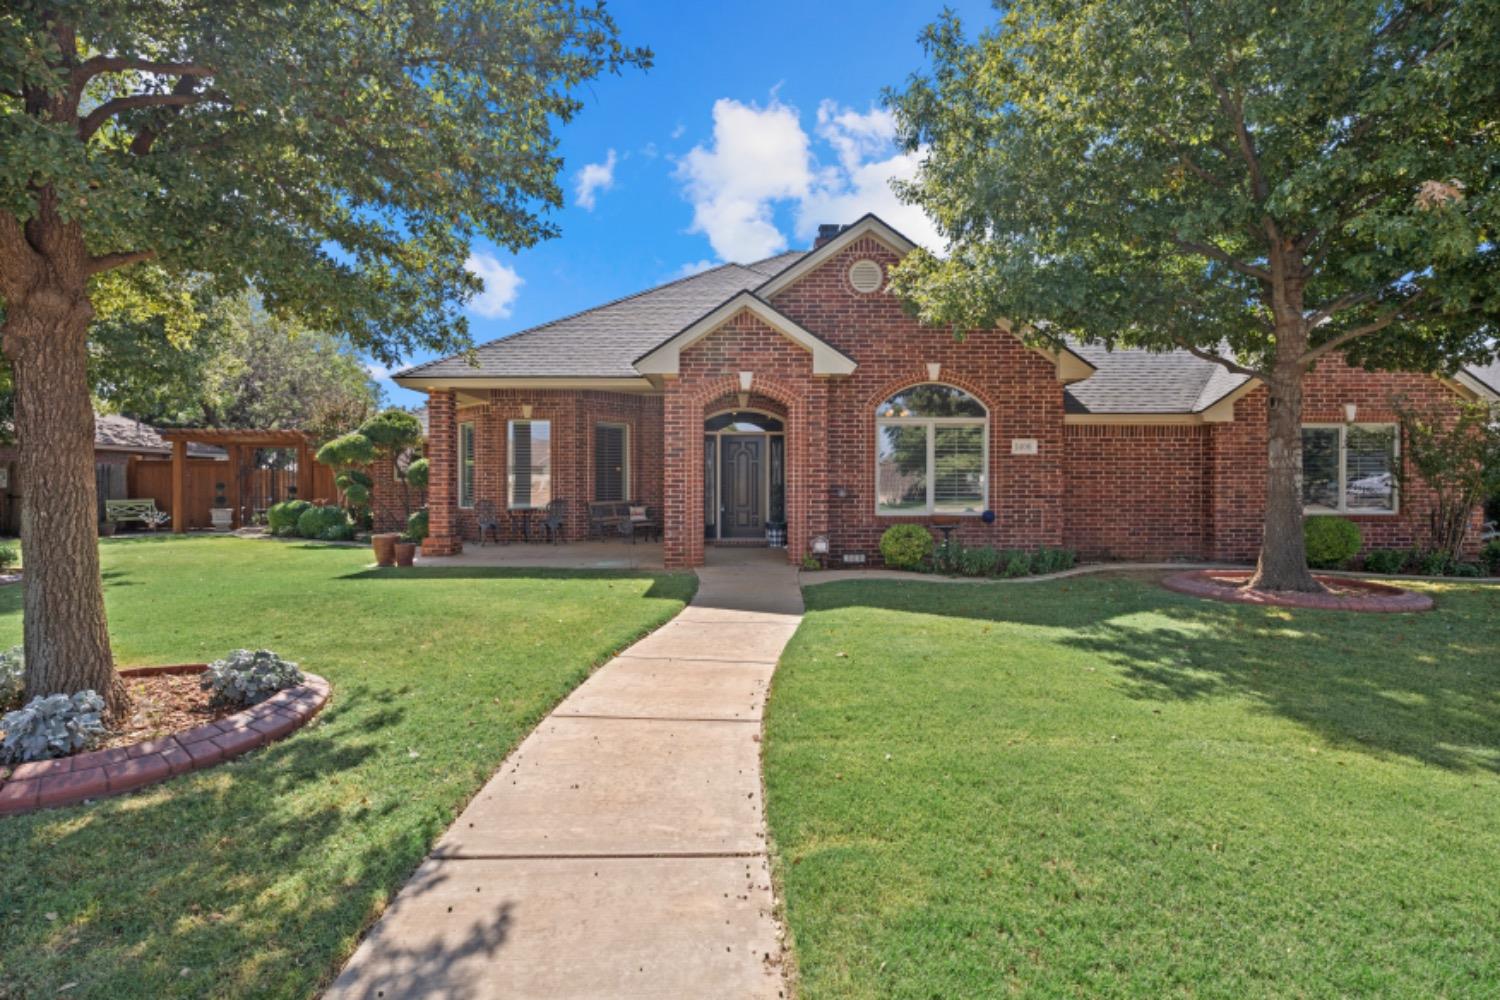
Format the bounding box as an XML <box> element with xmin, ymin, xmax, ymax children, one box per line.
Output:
<box><xmin>703</xmin><ymin>404</ymin><xmax>786</xmax><ymax>544</ymax></box>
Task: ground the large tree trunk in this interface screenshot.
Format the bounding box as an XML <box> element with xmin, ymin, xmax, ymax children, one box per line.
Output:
<box><xmin>1247</xmin><ymin>363</ymin><xmax>1322</xmax><ymax>592</ymax></box>
<box><xmin>2</xmin><ymin>273</ymin><xmax>127</xmax><ymax>720</ymax></box>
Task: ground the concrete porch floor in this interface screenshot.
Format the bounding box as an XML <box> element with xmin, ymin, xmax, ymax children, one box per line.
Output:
<box><xmin>413</xmin><ymin>540</ymin><xmax>794</xmax><ymax>573</ymax></box>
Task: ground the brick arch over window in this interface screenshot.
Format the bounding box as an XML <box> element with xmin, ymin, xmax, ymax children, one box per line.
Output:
<box><xmin>663</xmin><ymin>373</ymin><xmax>819</xmax><ymax>568</ymax></box>
<box><xmin>863</xmin><ymin>370</ymin><xmax>998</xmax><ymax>415</ymax></box>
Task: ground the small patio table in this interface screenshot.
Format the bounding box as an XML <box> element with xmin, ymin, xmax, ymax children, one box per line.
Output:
<box><xmin>510</xmin><ymin>508</ymin><xmax>535</xmax><ymax>542</ymax></box>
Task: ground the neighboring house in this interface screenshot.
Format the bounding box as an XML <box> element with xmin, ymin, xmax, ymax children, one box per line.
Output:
<box><xmin>0</xmin><ymin>414</ymin><xmax>225</xmax><ymax>534</ymax></box>
<box><xmin>388</xmin><ymin>214</ymin><xmax>1500</xmax><ymax>568</ymax></box>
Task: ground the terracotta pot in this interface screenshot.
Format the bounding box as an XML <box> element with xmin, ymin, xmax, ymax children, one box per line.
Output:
<box><xmin>371</xmin><ymin>532</ymin><xmax>399</xmax><ymax>567</ymax></box>
<box><xmin>393</xmin><ymin>541</ymin><xmax>416</xmax><ymax>567</ymax></box>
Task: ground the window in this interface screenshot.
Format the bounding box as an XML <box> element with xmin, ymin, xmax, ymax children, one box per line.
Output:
<box><xmin>875</xmin><ymin>384</ymin><xmax>987</xmax><ymax>515</ymax></box>
<box><xmin>508</xmin><ymin>419</ymin><xmax>551</xmax><ymax>509</ymax></box>
<box><xmin>458</xmin><ymin>422</ymin><xmax>475</xmax><ymax>509</ymax></box>
<box><xmin>594</xmin><ymin>422</ymin><xmax>629</xmax><ymax>502</ymax></box>
<box><xmin>1302</xmin><ymin>424</ymin><xmax>1397</xmax><ymax>514</ymax></box>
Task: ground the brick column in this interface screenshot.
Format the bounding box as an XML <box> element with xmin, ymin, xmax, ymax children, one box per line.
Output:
<box><xmin>422</xmin><ymin>389</ymin><xmax>463</xmax><ymax>556</ymax></box>
<box><xmin>661</xmin><ymin>385</ymin><xmax>704</xmax><ymax>569</ymax></box>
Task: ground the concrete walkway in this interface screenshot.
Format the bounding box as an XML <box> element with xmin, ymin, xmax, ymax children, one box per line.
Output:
<box><xmin>327</xmin><ymin>548</ymin><xmax>800</xmax><ymax>1000</ymax></box>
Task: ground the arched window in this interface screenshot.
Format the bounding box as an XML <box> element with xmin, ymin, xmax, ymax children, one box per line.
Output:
<box><xmin>875</xmin><ymin>384</ymin><xmax>988</xmax><ymax>516</ymax></box>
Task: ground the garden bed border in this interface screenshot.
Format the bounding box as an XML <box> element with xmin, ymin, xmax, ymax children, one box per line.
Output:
<box><xmin>1161</xmin><ymin>569</ymin><xmax>1435</xmax><ymax>612</ymax></box>
<box><xmin>0</xmin><ymin>665</ymin><xmax>329</xmax><ymax>817</ymax></box>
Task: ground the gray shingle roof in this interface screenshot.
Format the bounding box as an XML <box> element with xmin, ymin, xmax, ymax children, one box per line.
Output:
<box><xmin>94</xmin><ymin>414</ymin><xmax>224</xmax><ymax>457</ymax></box>
<box><xmin>395</xmin><ymin>247</ymin><xmax>1498</xmax><ymax>414</ymax></box>
<box><xmin>1062</xmin><ymin>341</ymin><xmax>1252</xmax><ymax>414</ymax></box>
<box><xmin>397</xmin><ymin>252</ymin><xmax>807</xmax><ymax>380</ymax></box>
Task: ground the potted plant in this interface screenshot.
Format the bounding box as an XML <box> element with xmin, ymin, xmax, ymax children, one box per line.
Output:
<box><xmin>210</xmin><ymin>481</ymin><xmax>233</xmax><ymax>530</ymax></box>
<box><xmin>393</xmin><ymin>536</ymin><xmax>417</xmax><ymax>567</ymax></box>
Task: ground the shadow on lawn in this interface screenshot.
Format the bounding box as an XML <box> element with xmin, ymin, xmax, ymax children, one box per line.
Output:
<box><xmin>336</xmin><ymin>564</ymin><xmax>691</xmax><ymax>598</ymax></box>
<box><xmin>807</xmin><ymin>575</ymin><xmax>1500</xmax><ymax>775</ymax></box>
<box><xmin>0</xmin><ymin>698</ymin><xmax>420</xmax><ymax>999</ymax></box>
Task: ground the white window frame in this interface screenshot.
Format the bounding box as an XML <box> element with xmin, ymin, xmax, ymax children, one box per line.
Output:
<box><xmin>874</xmin><ymin>384</ymin><xmax>989</xmax><ymax>517</ymax></box>
<box><xmin>507</xmin><ymin>418</ymin><xmax>551</xmax><ymax>510</ymax></box>
<box><xmin>1302</xmin><ymin>422</ymin><xmax>1400</xmax><ymax>515</ymax></box>
<box><xmin>457</xmin><ymin>421</ymin><xmax>475</xmax><ymax>509</ymax></box>
<box><xmin>594</xmin><ymin>421</ymin><xmax>631</xmax><ymax>502</ymax></box>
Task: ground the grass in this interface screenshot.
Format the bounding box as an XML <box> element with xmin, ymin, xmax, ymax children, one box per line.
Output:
<box><xmin>0</xmin><ymin>535</ymin><xmax>694</xmax><ymax>999</ymax></box>
<box><xmin>765</xmin><ymin>573</ymin><xmax>1500</xmax><ymax>999</ymax></box>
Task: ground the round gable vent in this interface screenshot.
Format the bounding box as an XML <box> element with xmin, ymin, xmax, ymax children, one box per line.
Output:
<box><xmin>848</xmin><ymin>258</ymin><xmax>884</xmax><ymax>293</ymax></box>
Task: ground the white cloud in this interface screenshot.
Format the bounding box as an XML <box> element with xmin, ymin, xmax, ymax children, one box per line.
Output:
<box><xmin>672</xmin><ymin>259</ymin><xmax>719</xmax><ymax>279</ymax></box>
<box><xmin>670</xmin><ymin>123</ymin><xmax>686</xmax><ymax>140</ymax></box>
<box><xmin>675</xmin><ymin>98</ymin><xmax>813</xmax><ymax>261</ymax></box>
<box><xmin>363</xmin><ymin>360</ymin><xmax>392</xmax><ymax>380</ymax></box>
<box><xmin>465</xmin><ymin>253</ymin><xmax>523</xmax><ymax>318</ymax></box>
<box><xmin>573</xmin><ymin>149</ymin><xmax>617</xmax><ymax>211</ymax></box>
<box><xmin>674</xmin><ymin>97</ymin><xmax>942</xmax><ymax>264</ymax></box>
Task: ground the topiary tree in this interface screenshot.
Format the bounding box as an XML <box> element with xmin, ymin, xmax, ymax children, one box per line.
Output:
<box><xmin>0</xmin><ymin>2</ymin><xmax>648</xmax><ymax>717</ymax></box>
<box><xmin>358</xmin><ymin>409</ymin><xmax>427</xmax><ymax>523</ymax></box>
<box><xmin>316</xmin><ymin>431</ymin><xmax>376</xmax><ymax>522</ymax></box>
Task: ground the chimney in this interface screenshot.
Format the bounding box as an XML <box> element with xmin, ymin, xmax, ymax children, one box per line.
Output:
<box><xmin>813</xmin><ymin>223</ymin><xmax>844</xmax><ymax>248</ymax></box>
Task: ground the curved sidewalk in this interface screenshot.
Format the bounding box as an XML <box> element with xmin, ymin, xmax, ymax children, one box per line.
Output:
<box><xmin>327</xmin><ymin>549</ymin><xmax>800</xmax><ymax>999</ymax></box>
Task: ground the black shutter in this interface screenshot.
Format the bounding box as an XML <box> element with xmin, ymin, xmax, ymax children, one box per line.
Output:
<box><xmin>594</xmin><ymin>424</ymin><xmax>626</xmax><ymax>501</ymax></box>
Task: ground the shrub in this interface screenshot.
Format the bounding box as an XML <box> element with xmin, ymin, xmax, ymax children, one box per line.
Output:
<box><xmin>1031</xmin><ymin>547</ymin><xmax>1077</xmax><ymax>575</ymax></box>
<box><xmin>404</xmin><ymin>508</ymin><xmax>429</xmax><ymax>543</ymax></box>
<box><xmin>1414</xmin><ymin>549</ymin><xmax>1455</xmax><ymax>577</ymax></box>
<box><xmin>0</xmin><ymin>543</ymin><xmax>17</xmax><ymax>572</ymax></box>
<box><xmin>1482</xmin><ymin>539</ymin><xmax>1500</xmax><ymax>576</ymax></box>
<box><xmin>296</xmin><ymin>504</ymin><xmax>354</xmax><ymax>541</ymax></box>
<box><xmin>1304</xmin><ymin>516</ymin><xmax>1362</xmax><ymax>568</ymax></box>
<box><xmin>959</xmin><ymin>545</ymin><xmax>1000</xmax><ymax>577</ymax></box>
<box><xmin>268</xmin><ymin>499</ymin><xmax>312</xmax><ymax>537</ymax></box>
<box><xmin>0</xmin><ymin>690</ymin><xmax>107</xmax><ymax>764</ymax></box>
<box><xmin>0</xmin><ymin>646</ymin><xmax>22</xmax><ymax>709</ymax></box>
<box><xmin>1452</xmin><ymin>561</ymin><xmax>1483</xmax><ymax>578</ymax></box>
<box><xmin>201</xmin><ymin>649</ymin><xmax>304</xmax><ymax>708</ymax></box>
<box><xmin>1000</xmin><ymin>549</ymin><xmax>1032</xmax><ymax>578</ymax></box>
<box><xmin>879</xmin><ymin>524</ymin><xmax>934</xmax><ymax>570</ymax></box>
<box><xmin>405</xmin><ymin>457</ymin><xmax>429</xmax><ymax>490</ymax></box>
<box><xmin>1362</xmin><ymin>548</ymin><xmax>1407</xmax><ymax>574</ymax></box>
<box><xmin>932</xmin><ymin>538</ymin><xmax>964</xmax><ymax>575</ymax></box>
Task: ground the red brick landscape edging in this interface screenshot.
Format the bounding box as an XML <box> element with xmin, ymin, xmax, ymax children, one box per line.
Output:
<box><xmin>1162</xmin><ymin>569</ymin><xmax>1434</xmax><ymax>613</ymax></box>
<box><xmin>0</xmin><ymin>666</ymin><xmax>330</xmax><ymax>817</ymax></box>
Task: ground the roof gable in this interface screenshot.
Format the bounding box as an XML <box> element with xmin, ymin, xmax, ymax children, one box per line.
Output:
<box><xmin>754</xmin><ymin>214</ymin><xmax>917</xmax><ymax>299</ymax></box>
<box><xmin>634</xmin><ymin>292</ymin><xmax>857</xmax><ymax>377</ymax></box>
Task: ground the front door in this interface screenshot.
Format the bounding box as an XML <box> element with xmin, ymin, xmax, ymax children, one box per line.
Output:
<box><xmin>719</xmin><ymin>436</ymin><xmax>763</xmax><ymax>538</ymax></box>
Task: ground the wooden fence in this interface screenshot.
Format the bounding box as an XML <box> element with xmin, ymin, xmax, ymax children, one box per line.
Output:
<box><xmin>126</xmin><ymin>457</ymin><xmax>336</xmax><ymax>530</ymax></box>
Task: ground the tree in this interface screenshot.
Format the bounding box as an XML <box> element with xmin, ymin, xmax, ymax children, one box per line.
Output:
<box><xmin>889</xmin><ymin>0</ymin><xmax>1500</xmax><ymax>591</ymax></box>
<box><xmin>316</xmin><ymin>409</ymin><xmax>424</xmax><ymax>527</ymax></box>
<box><xmin>1</xmin><ymin>2</ymin><xmax>648</xmax><ymax>717</ymax></box>
<box><xmin>1394</xmin><ymin>399</ymin><xmax>1500</xmax><ymax>563</ymax></box>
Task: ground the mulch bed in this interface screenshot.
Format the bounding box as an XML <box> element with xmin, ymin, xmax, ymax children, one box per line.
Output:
<box><xmin>1162</xmin><ymin>569</ymin><xmax>1434</xmax><ymax>613</ymax></box>
<box><xmin>97</xmin><ymin>671</ymin><xmax>234</xmax><ymax>751</ymax></box>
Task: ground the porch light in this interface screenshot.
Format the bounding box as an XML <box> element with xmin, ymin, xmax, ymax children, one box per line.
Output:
<box><xmin>739</xmin><ymin>370</ymin><xmax>754</xmax><ymax>392</ymax></box>
<box><xmin>1343</xmin><ymin>403</ymin><xmax>1358</xmax><ymax>422</ymax></box>
<box><xmin>811</xmin><ymin>534</ymin><xmax>829</xmax><ymax>554</ymax></box>
<box><xmin>927</xmin><ymin>362</ymin><xmax>941</xmax><ymax>381</ymax></box>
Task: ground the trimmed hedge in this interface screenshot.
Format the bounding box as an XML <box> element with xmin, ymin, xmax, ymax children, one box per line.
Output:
<box><xmin>879</xmin><ymin>524</ymin><xmax>934</xmax><ymax>570</ymax></box>
<box><xmin>1304</xmin><ymin>516</ymin><xmax>1362</xmax><ymax>568</ymax></box>
<box><xmin>267</xmin><ymin>499</ymin><xmax>312</xmax><ymax>537</ymax></box>
<box><xmin>296</xmin><ymin>504</ymin><xmax>354</xmax><ymax>542</ymax></box>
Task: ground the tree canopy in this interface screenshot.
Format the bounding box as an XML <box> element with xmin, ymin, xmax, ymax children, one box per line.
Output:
<box><xmin>2</xmin><ymin>0</ymin><xmax>649</xmax><ymax>363</ymax></box>
<box><xmin>889</xmin><ymin>0</ymin><xmax>1500</xmax><ymax>376</ymax></box>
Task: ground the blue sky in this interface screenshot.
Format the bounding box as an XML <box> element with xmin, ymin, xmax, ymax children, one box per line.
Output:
<box><xmin>376</xmin><ymin>0</ymin><xmax>996</xmax><ymax>406</ymax></box>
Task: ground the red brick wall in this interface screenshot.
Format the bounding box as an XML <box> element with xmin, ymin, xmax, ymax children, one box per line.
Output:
<box><xmin>1206</xmin><ymin>357</ymin><xmax>1480</xmax><ymax>560</ymax></box>
<box><xmin>767</xmin><ymin>235</ymin><xmax>1067</xmax><ymax>562</ymax></box>
<box><xmin>408</xmin><ymin>389</ymin><xmax>665</xmax><ymax>544</ymax></box>
<box><xmin>1064</xmin><ymin>425</ymin><xmax>1211</xmax><ymax>560</ymax></box>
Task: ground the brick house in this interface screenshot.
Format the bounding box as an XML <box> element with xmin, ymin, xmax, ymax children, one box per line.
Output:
<box><xmin>390</xmin><ymin>215</ymin><xmax>1500</xmax><ymax>569</ymax></box>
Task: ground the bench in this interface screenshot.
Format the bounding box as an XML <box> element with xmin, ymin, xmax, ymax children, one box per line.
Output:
<box><xmin>105</xmin><ymin>499</ymin><xmax>168</xmax><ymax>530</ymax></box>
<box><xmin>588</xmin><ymin>501</ymin><xmax>659</xmax><ymax>542</ymax></box>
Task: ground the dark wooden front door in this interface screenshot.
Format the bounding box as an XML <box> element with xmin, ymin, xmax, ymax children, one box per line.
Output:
<box><xmin>719</xmin><ymin>436</ymin><xmax>763</xmax><ymax>538</ymax></box>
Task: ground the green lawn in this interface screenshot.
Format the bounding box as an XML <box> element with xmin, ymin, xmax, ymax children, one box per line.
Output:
<box><xmin>0</xmin><ymin>536</ymin><xmax>694</xmax><ymax>999</ymax></box>
<box><xmin>765</xmin><ymin>574</ymin><xmax>1500</xmax><ymax>999</ymax></box>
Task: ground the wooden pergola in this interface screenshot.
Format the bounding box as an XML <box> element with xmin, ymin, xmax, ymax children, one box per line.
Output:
<box><xmin>158</xmin><ymin>429</ymin><xmax>314</xmax><ymax>533</ymax></box>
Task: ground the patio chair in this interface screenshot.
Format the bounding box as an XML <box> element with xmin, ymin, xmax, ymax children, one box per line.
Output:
<box><xmin>475</xmin><ymin>499</ymin><xmax>502</xmax><ymax>546</ymax></box>
<box><xmin>541</xmin><ymin>499</ymin><xmax>568</xmax><ymax>544</ymax></box>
